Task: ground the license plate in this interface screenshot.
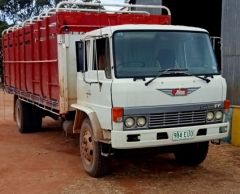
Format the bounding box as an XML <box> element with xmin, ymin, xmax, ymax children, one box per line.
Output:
<box><xmin>172</xmin><ymin>130</ymin><xmax>194</xmax><ymax>141</ymax></box>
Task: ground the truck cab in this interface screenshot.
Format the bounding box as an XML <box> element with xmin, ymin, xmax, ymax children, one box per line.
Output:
<box><xmin>73</xmin><ymin>24</ymin><xmax>229</xmax><ymax>176</ymax></box>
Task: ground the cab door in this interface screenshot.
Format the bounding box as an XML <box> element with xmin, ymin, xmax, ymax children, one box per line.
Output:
<box><xmin>76</xmin><ymin>37</ymin><xmax>113</xmax><ymax>129</ymax></box>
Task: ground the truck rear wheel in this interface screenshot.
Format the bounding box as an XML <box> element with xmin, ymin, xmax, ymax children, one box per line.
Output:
<box><xmin>15</xmin><ymin>99</ymin><xmax>32</xmax><ymax>133</ymax></box>
<box><xmin>79</xmin><ymin>118</ymin><xmax>110</xmax><ymax>177</ymax></box>
<box><xmin>174</xmin><ymin>141</ymin><xmax>209</xmax><ymax>166</ymax></box>
<box><xmin>32</xmin><ymin>107</ymin><xmax>42</xmax><ymax>130</ymax></box>
<box><xmin>15</xmin><ymin>99</ymin><xmax>42</xmax><ymax>133</ymax></box>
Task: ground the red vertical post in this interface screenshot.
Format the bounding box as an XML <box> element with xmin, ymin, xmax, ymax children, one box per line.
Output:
<box><xmin>13</xmin><ymin>31</ymin><xmax>16</xmax><ymax>87</ymax></box>
<box><xmin>19</xmin><ymin>29</ymin><xmax>23</xmax><ymax>91</ymax></box>
<box><xmin>40</xmin><ymin>19</ymin><xmax>49</xmax><ymax>98</ymax></box>
<box><xmin>25</xmin><ymin>26</ymin><xmax>33</xmax><ymax>93</ymax></box>
<box><xmin>30</xmin><ymin>25</ymin><xmax>35</xmax><ymax>94</ymax></box>
<box><xmin>46</xmin><ymin>18</ymin><xmax>52</xmax><ymax>99</ymax></box>
<box><xmin>33</xmin><ymin>22</ymin><xmax>41</xmax><ymax>96</ymax></box>
<box><xmin>23</xmin><ymin>27</ymin><xmax>28</xmax><ymax>91</ymax></box>
<box><xmin>49</xmin><ymin>15</ymin><xmax>59</xmax><ymax>100</ymax></box>
<box><xmin>9</xmin><ymin>32</ymin><xmax>13</xmax><ymax>86</ymax></box>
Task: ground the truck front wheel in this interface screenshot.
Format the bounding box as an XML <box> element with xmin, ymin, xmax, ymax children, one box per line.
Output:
<box><xmin>174</xmin><ymin>141</ymin><xmax>209</xmax><ymax>166</ymax></box>
<box><xmin>79</xmin><ymin>118</ymin><xmax>110</xmax><ymax>177</ymax></box>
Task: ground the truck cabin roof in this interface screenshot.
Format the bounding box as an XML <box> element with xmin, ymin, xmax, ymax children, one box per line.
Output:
<box><xmin>82</xmin><ymin>24</ymin><xmax>208</xmax><ymax>38</ymax></box>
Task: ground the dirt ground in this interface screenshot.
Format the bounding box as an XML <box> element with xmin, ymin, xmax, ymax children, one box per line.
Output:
<box><xmin>1</xmin><ymin>90</ymin><xmax>240</xmax><ymax>194</ymax></box>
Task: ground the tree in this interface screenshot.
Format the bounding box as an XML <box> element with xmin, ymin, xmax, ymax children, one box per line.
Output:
<box><xmin>0</xmin><ymin>0</ymin><xmax>102</xmax><ymax>24</ymax></box>
<box><xmin>0</xmin><ymin>0</ymin><xmax>53</xmax><ymax>24</ymax></box>
<box><xmin>0</xmin><ymin>20</ymin><xmax>8</xmax><ymax>33</ymax></box>
<box><xmin>53</xmin><ymin>0</ymin><xmax>104</xmax><ymax>9</ymax></box>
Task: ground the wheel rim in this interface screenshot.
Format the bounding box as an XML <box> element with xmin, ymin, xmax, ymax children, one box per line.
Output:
<box><xmin>81</xmin><ymin>129</ymin><xmax>94</xmax><ymax>166</ymax></box>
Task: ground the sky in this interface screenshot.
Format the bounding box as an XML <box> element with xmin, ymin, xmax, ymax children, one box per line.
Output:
<box><xmin>100</xmin><ymin>0</ymin><xmax>126</xmax><ymax>11</ymax></box>
<box><xmin>101</xmin><ymin>0</ymin><xmax>125</xmax><ymax>3</ymax></box>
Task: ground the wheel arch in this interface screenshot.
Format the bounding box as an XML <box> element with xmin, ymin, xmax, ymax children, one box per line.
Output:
<box><xmin>72</xmin><ymin>104</ymin><xmax>104</xmax><ymax>142</ymax></box>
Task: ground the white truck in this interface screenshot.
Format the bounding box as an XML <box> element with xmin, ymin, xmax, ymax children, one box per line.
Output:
<box><xmin>2</xmin><ymin>2</ymin><xmax>230</xmax><ymax>177</ymax></box>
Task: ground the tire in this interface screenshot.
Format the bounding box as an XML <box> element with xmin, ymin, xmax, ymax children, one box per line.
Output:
<box><xmin>15</xmin><ymin>99</ymin><xmax>32</xmax><ymax>133</ymax></box>
<box><xmin>174</xmin><ymin>141</ymin><xmax>209</xmax><ymax>166</ymax></box>
<box><xmin>79</xmin><ymin>118</ymin><xmax>110</xmax><ymax>177</ymax></box>
<box><xmin>15</xmin><ymin>99</ymin><xmax>42</xmax><ymax>133</ymax></box>
<box><xmin>31</xmin><ymin>106</ymin><xmax>42</xmax><ymax>130</ymax></box>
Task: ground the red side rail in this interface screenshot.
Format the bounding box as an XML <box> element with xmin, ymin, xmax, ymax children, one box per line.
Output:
<box><xmin>56</xmin><ymin>12</ymin><xmax>171</xmax><ymax>34</ymax></box>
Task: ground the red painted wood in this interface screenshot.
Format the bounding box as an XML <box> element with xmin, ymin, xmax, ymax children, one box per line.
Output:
<box><xmin>3</xmin><ymin>11</ymin><xmax>171</xmax><ymax>109</ymax></box>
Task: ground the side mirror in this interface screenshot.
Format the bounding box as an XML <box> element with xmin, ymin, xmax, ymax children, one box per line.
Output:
<box><xmin>210</xmin><ymin>36</ymin><xmax>222</xmax><ymax>72</ymax></box>
<box><xmin>76</xmin><ymin>41</ymin><xmax>85</xmax><ymax>72</ymax></box>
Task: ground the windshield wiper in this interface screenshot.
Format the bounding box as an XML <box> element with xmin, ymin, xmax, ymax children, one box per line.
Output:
<box><xmin>172</xmin><ymin>72</ymin><xmax>210</xmax><ymax>83</ymax></box>
<box><xmin>175</xmin><ymin>71</ymin><xmax>211</xmax><ymax>83</ymax></box>
<box><xmin>194</xmin><ymin>74</ymin><xmax>211</xmax><ymax>83</ymax></box>
<box><xmin>145</xmin><ymin>69</ymin><xmax>212</xmax><ymax>86</ymax></box>
<box><xmin>145</xmin><ymin>68</ymin><xmax>188</xmax><ymax>86</ymax></box>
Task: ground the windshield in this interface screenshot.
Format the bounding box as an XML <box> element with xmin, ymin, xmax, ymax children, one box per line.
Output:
<box><xmin>113</xmin><ymin>30</ymin><xmax>219</xmax><ymax>78</ymax></box>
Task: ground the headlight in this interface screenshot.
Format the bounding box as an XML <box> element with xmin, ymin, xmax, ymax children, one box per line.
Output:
<box><xmin>124</xmin><ymin>117</ymin><xmax>135</xmax><ymax>128</ymax></box>
<box><xmin>136</xmin><ymin>117</ymin><xmax>147</xmax><ymax>127</ymax></box>
<box><xmin>215</xmin><ymin>111</ymin><xmax>223</xmax><ymax>120</ymax></box>
<box><xmin>207</xmin><ymin>112</ymin><xmax>214</xmax><ymax>121</ymax></box>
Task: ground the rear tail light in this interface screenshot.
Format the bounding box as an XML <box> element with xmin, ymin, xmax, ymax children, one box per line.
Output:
<box><xmin>112</xmin><ymin>107</ymin><xmax>124</xmax><ymax>123</ymax></box>
<box><xmin>224</xmin><ymin>99</ymin><xmax>231</xmax><ymax>110</ymax></box>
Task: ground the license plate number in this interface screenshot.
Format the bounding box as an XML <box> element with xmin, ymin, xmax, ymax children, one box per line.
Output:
<box><xmin>172</xmin><ymin>130</ymin><xmax>194</xmax><ymax>141</ymax></box>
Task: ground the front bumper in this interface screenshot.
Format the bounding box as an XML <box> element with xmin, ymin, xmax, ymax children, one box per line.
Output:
<box><xmin>111</xmin><ymin>122</ymin><xmax>229</xmax><ymax>149</ymax></box>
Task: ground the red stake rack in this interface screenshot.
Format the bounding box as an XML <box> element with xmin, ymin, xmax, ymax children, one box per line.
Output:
<box><xmin>2</xmin><ymin>2</ymin><xmax>171</xmax><ymax>113</ymax></box>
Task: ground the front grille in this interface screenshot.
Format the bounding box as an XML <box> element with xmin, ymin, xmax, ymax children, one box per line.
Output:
<box><xmin>149</xmin><ymin>110</ymin><xmax>207</xmax><ymax>129</ymax></box>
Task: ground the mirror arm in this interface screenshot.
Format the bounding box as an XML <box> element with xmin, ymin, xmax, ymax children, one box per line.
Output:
<box><xmin>83</xmin><ymin>72</ymin><xmax>102</xmax><ymax>85</ymax></box>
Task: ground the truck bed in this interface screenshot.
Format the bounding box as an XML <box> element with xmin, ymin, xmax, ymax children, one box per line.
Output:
<box><xmin>3</xmin><ymin>8</ymin><xmax>171</xmax><ymax>114</ymax></box>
